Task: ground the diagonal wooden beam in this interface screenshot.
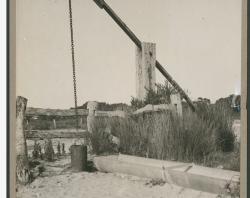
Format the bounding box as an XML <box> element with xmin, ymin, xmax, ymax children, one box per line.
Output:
<box><xmin>93</xmin><ymin>0</ymin><xmax>195</xmax><ymax>111</ymax></box>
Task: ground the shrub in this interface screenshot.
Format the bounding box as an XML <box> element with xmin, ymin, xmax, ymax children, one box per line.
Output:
<box><xmin>110</xmin><ymin>116</ymin><xmax>149</xmax><ymax>157</ymax></box>
<box><xmin>44</xmin><ymin>139</ymin><xmax>54</xmax><ymax>162</ymax></box>
<box><xmin>38</xmin><ymin>165</ymin><xmax>46</xmax><ymax>176</ymax></box>
<box><xmin>32</xmin><ymin>141</ymin><xmax>40</xmax><ymax>159</ymax></box>
<box><xmin>214</xmin><ymin>108</ymin><xmax>235</xmax><ymax>152</ymax></box>
<box><xmin>89</xmin><ymin>102</ymin><xmax>236</xmax><ymax>165</ymax></box>
<box><xmin>111</xmin><ymin>111</ymin><xmax>217</xmax><ymax>163</ymax></box>
<box><xmin>130</xmin><ymin>81</ymin><xmax>175</xmax><ymax>110</ymax></box>
<box><xmin>57</xmin><ymin>142</ymin><xmax>61</xmax><ymax>156</ymax></box>
<box><xmin>89</xmin><ymin>85</ymin><xmax>237</xmax><ymax>170</ymax></box>
<box><xmin>89</xmin><ymin>117</ymin><xmax>117</xmax><ymax>155</ymax></box>
<box><xmin>203</xmin><ymin>146</ymin><xmax>240</xmax><ymax>171</ymax></box>
<box><xmin>130</xmin><ymin>97</ymin><xmax>144</xmax><ymax>110</ymax></box>
<box><xmin>195</xmin><ymin>101</ymin><xmax>236</xmax><ymax>152</ymax></box>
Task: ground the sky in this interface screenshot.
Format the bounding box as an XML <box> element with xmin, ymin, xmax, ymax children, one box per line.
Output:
<box><xmin>16</xmin><ymin>0</ymin><xmax>242</xmax><ymax>109</ymax></box>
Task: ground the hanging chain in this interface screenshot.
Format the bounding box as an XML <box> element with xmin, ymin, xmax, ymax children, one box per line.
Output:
<box><xmin>68</xmin><ymin>0</ymin><xmax>79</xmax><ymax>129</ymax></box>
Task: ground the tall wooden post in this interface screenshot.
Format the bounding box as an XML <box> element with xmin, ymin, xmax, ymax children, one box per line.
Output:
<box><xmin>16</xmin><ymin>96</ymin><xmax>31</xmax><ymax>184</ymax></box>
<box><xmin>136</xmin><ymin>42</ymin><xmax>156</xmax><ymax>100</ymax></box>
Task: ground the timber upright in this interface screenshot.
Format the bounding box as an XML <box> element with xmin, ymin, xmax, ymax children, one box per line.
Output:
<box><xmin>16</xmin><ymin>96</ymin><xmax>31</xmax><ymax>184</ymax></box>
<box><xmin>136</xmin><ymin>42</ymin><xmax>156</xmax><ymax>101</ymax></box>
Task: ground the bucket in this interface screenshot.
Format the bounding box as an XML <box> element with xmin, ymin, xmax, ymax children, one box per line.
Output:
<box><xmin>70</xmin><ymin>145</ymin><xmax>87</xmax><ymax>171</ymax></box>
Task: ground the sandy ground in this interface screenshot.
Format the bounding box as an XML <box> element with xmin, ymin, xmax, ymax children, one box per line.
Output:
<box><xmin>17</xmin><ymin>172</ymin><xmax>219</xmax><ymax>198</ymax></box>
<box><xmin>16</xmin><ymin>157</ymin><xmax>218</xmax><ymax>198</ymax></box>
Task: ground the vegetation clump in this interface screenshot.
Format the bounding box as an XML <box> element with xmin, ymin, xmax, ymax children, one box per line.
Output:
<box><xmin>131</xmin><ymin>81</ymin><xmax>176</xmax><ymax>110</ymax></box>
<box><xmin>89</xmin><ymin>117</ymin><xmax>118</xmax><ymax>155</ymax></box>
<box><xmin>32</xmin><ymin>141</ymin><xmax>41</xmax><ymax>159</ymax></box>
<box><xmin>44</xmin><ymin>139</ymin><xmax>55</xmax><ymax>162</ymax></box>
<box><xmin>89</xmin><ymin>82</ymin><xmax>239</xmax><ymax>171</ymax></box>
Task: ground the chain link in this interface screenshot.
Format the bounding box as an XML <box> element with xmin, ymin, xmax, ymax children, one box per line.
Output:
<box><xmin>68</xmin><ymin>0</ymin><xmax>79</xmax><ymax>129</ymax></box>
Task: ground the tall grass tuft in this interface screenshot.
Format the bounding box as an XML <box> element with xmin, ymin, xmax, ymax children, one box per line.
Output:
<box><xmin>195</xmin><ymin>102</ymin><xmax>236</xmax><ymax>152</ymax></box>
<box><xmin>89</xmin><ymin>117</ymin><xmax>118</xmax><ymax>155</ymax></box>
<box><xmin>90</xmin><ymin>103</ymin><xmax>237</xmax><ymax>170</ymax></box>
<box><xmin>111</xmin><ymin>111</ymin><xmax>218</xmax><ymax>163</ymax></box>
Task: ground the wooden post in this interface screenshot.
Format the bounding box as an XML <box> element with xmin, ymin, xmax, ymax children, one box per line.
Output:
<box><xmin>136</xmin><ymin>42</ymin><xmax>156</xmax><ymax>100</ymax></box>
<box><xmin>170</xmin><ymin>93</ymin><xmax>183</xmax><ymax>116</ymax></box>
<box><xmin>16</xmin><ymin>96</ymin><xmax>31</xmax><ymax>184</ymax></box>
<box><xmin>53</xmin><ymin>119</ymin><xmax>57</xmax><ymax>129</ymax></box>
<box><xmin>87</xmin><ymin>101</ymin><xmax>98</xmax><ymax>133</ymax></box>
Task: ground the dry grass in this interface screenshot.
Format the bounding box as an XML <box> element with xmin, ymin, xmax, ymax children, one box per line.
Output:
<box><xmin>111</xmin><ymin>111</ymin><xmax>217</xmax><ymax>163</ymax></box>
<box><xmin>88</xmin><ymin>117</ymin><xmax>118</xmax><ymax>155</ymax></box>
<box><xmin>90</xmin><ymin>103</ymin><xmax>238</xmax><ymax>171</ymax></box>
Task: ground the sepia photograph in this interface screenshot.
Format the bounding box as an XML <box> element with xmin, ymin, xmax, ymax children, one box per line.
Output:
<box><xmin>13</xmin><ymin>0</ymin><xmax>245</xmax><ymax>197</ymax></box>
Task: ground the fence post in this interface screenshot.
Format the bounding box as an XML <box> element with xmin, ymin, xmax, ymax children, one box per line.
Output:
<box><xmin>87</xmin><ymin>101</ymin><xmax>98</xmax><ymax>133</ymax></box>
<box><xmin>53</xmin><ymin>119</ymin><xmax>57</xmax><ymax>129</ymax></box>
<box><xmin>136</xmin><ymin>42</ymin><xmax>156</xmax><ymax>100</ymax></box>
<box><xmin>16</xmin><ymin>96</ymin><xmax>31</xmax><ymax>184</ymax></box>
<box><xmin>170</xmin><ymin>93</ymin><xmax>183</xmax><ymax>116</ymax></box>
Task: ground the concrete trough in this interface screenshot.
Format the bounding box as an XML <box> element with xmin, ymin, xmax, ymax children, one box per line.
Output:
<box><xmin>93</xmin><ymin>154</ymin><xmax>240</xmax><ymax>194</ymax></box>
